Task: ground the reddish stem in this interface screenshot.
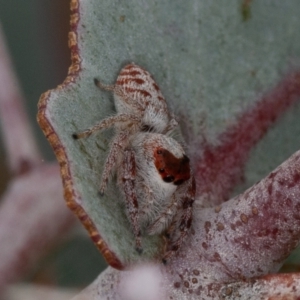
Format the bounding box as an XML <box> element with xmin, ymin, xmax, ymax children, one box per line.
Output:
<box><xmin>0</xmin><ymin>23</ymin><xmax>42</xmax><ymax>175</ymax></box>
<box><xmin>0</xmin><ymin>164</ymin><xmax>75</xmax><ymax>291</ymax></box>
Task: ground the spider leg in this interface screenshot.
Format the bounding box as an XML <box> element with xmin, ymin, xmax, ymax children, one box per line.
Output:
<box><xmin>99</xmin><ymin>130</ymin><xmax>130</xmax><ymax>195</ymax></box>
<box><xmin>72</xmin><ymin>114</ymin><xmax>139</xmax><ymax>139</ymax></box>
<box><xmin>94</xmin><ymin>78</ymin><xmax>115</xmax><ymax>91</ymax></box>
<box><xmin>163</xmin><ymin>114</ymin><xmax>178</xmax><ymax>134</ymax></box>
<box><xmin>146</xmin><ymin>194</ymin><xmax>178</xmax><ymax>235</ymax></box>
<box><xmin>162</xmin><ymin>176</ymin><xmax>196</xmax><ymax>264</ymax></box>
<box><xmin>138</xmin><ymin>182</ymin><xmax>154</xmax><ymax>220</ymax></box>
<box><xmin>119</xmin><ymin>148</ymin><xmax>142</xmax><ymax>253</ymax></box>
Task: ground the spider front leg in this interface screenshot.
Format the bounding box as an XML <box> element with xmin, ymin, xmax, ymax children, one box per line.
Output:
<box><xmin>72</xmin><ymin>113</ymin><xmax>139</xmax><ymax>139</ymax></box>
<box><xmin>162</xmin><ymin>176</ymin><xmax>196</xmax><ymax>263</ymax></box>
<box><xmin>93</xmin><ymin>78</ymin><xmax>115</xmax><ymax>91</ymax></box>
<box><xmin>118</xmin><ymin>148</ymin><xmax>142</xmax><ymax>253</ymax></box>
<box><xmin>72</xmin><ymin>115</ymin><xmax>140</xmax><ymax>195</ymax></box>
<box><xmin>99</xmin><ymin>130</ymin><xmax>130</xmax><ymax>195</ymax></box>
<box><xmin>146</xmin><ymin>194</ymin><xmax>178</xmax><ymax>235</ymax></box>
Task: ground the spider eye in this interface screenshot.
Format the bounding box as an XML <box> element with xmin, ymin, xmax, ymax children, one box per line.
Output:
<box><xmin>159</xmin><ymin>168</ymin><xmax>165</xmax><ymax>173</ymax></box>
<box><xmin>163</xmin><ymin>175</ymin><xmax>174</xmax><ymax>183</ymax></box>
<box><xmin>157</xmin><ymin>150</ymin><xmax>163</xmax><ymax>155</ymax></box>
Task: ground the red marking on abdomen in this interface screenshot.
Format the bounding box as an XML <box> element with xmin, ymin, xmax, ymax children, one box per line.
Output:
<box><xmin>138</xmin><ymin>89</ymin><xmax>151</xmax><ymax>98</ymax></box>
<box><xmin>123</xmin><ymin>87</ymin><xmax>151</xmax><ymax>98</ymax></box>
<box><xmin>153</xmin><ymin>82</ymin><xmax>160</xmax><ymax>91</ymax></box>
<box><xmin>154</xmin><ymin>148</ymin><xmax>191</xmax><ymax>185</ymax></box>
<box><xmin>132</xmin><ymin>78</ymin><xmax>145</xmax><ymax>85</ymax></box>
<box><xmin>117</xmin><ymin>77</ymin><xmax>145</xmax><ymax>86</ymax></box>
<box><xmin>120</xmin><ymin>68</ymin><xmax>142</xmax><ymax>76</ymax></box>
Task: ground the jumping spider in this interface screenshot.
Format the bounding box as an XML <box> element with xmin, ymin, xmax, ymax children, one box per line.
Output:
<box><xmin>73</xmin><ymin>63</ymin><xmax>196</xmax><ymax>262</ymax></box>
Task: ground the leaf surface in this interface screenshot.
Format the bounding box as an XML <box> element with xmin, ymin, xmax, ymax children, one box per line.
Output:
<box><xmin>38</xmin><ymin>0</ymin><xmax>300</xmax><ymax>273</ymax></box>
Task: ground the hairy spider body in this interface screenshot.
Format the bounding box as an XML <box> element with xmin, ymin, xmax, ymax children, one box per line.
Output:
<box><xmin>73</xmin><ymin>63</ymin><xmax>196</xmax><ymax>262</ymax></box>
<box><xmin>119</xmin><ymin>132</ymin><xmax>196</xmax><ymax>260</ymax></box>
<box><xmin>130</xmin><ymin>132</ymin><xmax>191</xmax><ymax>227</ymax></box>
<box><xmin>73</xmin><ymin>63</ymin><xmax>178</xmax><ymax>195</ymax></box>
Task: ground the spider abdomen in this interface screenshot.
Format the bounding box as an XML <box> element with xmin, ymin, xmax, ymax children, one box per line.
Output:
<box><xmin>131</xmin><ymin>132</ymin><xmax>192</xmax><ymax>234</ymax></box>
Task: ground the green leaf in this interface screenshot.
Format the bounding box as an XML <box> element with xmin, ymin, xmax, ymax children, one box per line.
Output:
<box><xmin>38</xmin><ymin>0</ymin><xmax>300</xmax><ymax>268</ymax></box>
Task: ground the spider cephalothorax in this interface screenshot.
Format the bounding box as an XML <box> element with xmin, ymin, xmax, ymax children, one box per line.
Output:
<box><xmin>73</xmin><ymin>63</ymin><xmax>196</xmax><ymax>262</ymax></box>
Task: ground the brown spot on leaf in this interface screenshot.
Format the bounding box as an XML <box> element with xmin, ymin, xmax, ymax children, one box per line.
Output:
<box><xmin>193</xmin><ymin>269</ymin><xmax>200</xmax><ymax>276</ymax></box>
<box><xmin>217</xmin><ymin>222</ymin><xmax>224</xmax><ymax>231</ymax></box>
<box><xmin>236</xmin><ymin>220</ymin><xmax>243</xmax><ymax>227</ymax></box>
<box><xmin>293</xmin><ymin>172</ymin><xmax>300</xmax><ymax>183</ymax></box>
<box><xmin>213</xmin><ymin>252</ymin><xmax>221</xmax><ymax>261</ymax></box>
<box><xmin>252</xmin><ymin>207</ymin><xmax>258</xmax><ymax>215</ymax></box>
<box><xmin>224</xmin><ymin>287</ymin><xmax>233</xmax><ymax>295</ymax></box>
<box><xmin>204</xmin><ymin>221</ymin><xmax>211</xmax><ymax>234</ymax></box>
<box><xmin>214</xmin><ymin>206</ymin><xmax>222</xmax><ymax>213</ymax></box>
<box><xmin>268</xmin><ymin>171</ymin><xmax>278</xmax><ymax>180</ymax></box>
<box><xmin>288</xmin><ymin>172</ymin><xmax>300</xmax><ymax>188</ymax></box>
<box><xmin>240</xmin><ymin>214</ymin><xmax>248</xmax><ymax>224</ymax></box>
<box><xmin>267</xmin><ymin>183</ymin><xmax>273</xmax><ymax>195</ymax></box>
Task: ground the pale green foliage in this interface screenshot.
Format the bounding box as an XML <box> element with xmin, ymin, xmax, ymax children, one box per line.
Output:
<box><xmin>46</xmin><ymin>0</ymin><xmax>300</xmax><ymax>265</ymax></box>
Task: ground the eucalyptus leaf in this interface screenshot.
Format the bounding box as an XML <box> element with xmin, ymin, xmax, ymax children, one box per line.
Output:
<box><xmin>38</xmin><ymin>0</ymin><xmax>300</xmax><ymax>270</ymax></box>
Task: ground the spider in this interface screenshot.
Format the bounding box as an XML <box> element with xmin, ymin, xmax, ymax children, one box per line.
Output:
<box><xmin>73</xmin><ymin>63</ymin><xmax>196</xmax><ymax>262</ymax></box>
<box><xmin>120</xmin><ymin>131</ymin><xmax>196</xmax><ymax>262</ymax></box>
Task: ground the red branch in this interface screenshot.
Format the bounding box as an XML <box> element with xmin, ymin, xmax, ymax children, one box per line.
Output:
<box><xmin>0</xmin><ymin>164</ymin><xmax>74</xmax><ymax>290</ymax></box>
<box><xmin>0</xmin><ymin>22</ymin><xmax>76</xmax><ymax>291</ymax></box>
<box><xmin>0</xmin><ymin>23</ymin><xmax>42</xmax><ymax>175</ymax></box>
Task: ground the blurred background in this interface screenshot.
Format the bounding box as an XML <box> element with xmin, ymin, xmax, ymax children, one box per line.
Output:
<box><xmin>0</xmin><ymin>0</ymin><xmax>107</xmax><ymax>290</ymax></box>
